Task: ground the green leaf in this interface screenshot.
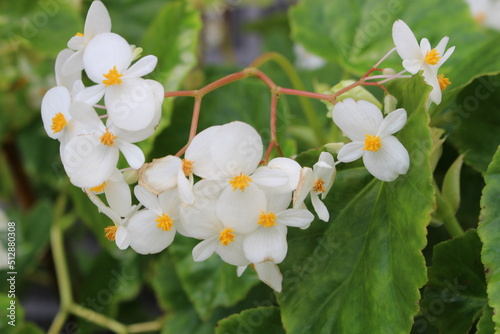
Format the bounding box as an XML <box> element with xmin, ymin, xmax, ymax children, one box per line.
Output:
<box><xmin>421</xmin><ymin>230</ymin><xmax>487</xmax><ymax>333</ymax></box>
<box><xmin>478</xmin><ymin>145</ymin><xmax>500</xmax><ymax>331</ymax></box>
<box><xmin>169</xmin><ymin>235</ymin><xmax>260</xmax><ymax>320</ymax></box>
<box><xmin>476</xmin><ymin>305</ymin><xmax>495</xmax><ymax>334</ymax></box>
<box><xmin>0</xmin><ymin>295</ymin><xmax>24</xmax><ymax>334</ymax></box>
<box><xmin>141</xmin><ymin>1</ymin><xmax>201</xmax><ymax>154</ymax></box>
<box><xmin>215</xmin><ymin>306</ymin><xmax>285</xmax><ymax>334</ymax></box>
<box><xmin>278</xmin><ymin>75</ymin><xmax>434</xmax><ymax>333</ymax></box>
<box><xmin>441</xmin><ymin>154</ymin><xmax>464</xmax><ymax>215</ymax></box>
<box><xmin>446</xmin><ymin>75</ymin><xmax>500</xmax><ymax>173</ymax></box>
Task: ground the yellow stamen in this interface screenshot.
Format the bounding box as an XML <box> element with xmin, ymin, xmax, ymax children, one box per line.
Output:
<box><xmin>104</xmin><ymin>226</ymin><xmax>117</xmax><ymax>241</ymax></box>
<box><xmin>363</xmin><ymin>135</ymin><xmax>382</xmax><ymax>152</ymax></box>
<box><xmin>229</xmin><ymin>173</ymin><xmax>252</xmax><ymax>192</ymax></box>
<box><xmin>258</xmin><ymin>212</ymin><xmax>277</xmax><ymax>228</ymax></box>
<box><xmin>102</xmin><ymin>66</ymin><xmax>123</xmax><ymax>86</ymax></box>
<box><xmin>51</xmin><ymin>113</ymin><xmax>67</xmax><ymax>134</ymax></box>
<box><xmin>75</xmin><ymin>32</ymin><xmax>84</xmax><ymax>37</ymax></box>
<box><xmin>424</xmin><ymin>49</ymin><xmax>441</xmax><ymax>65</ymax></box>
<box><xmin>438</xmin><ymin>74</ymin><xmax>451</xmax><ymax>91</ymax></box>
<box><xmin>156</xmin><ymin>213</ymin><xmax>173</xmax><ymax>231</ymax></box>
<box><xmin>313</xmin><ymin>179</ymin><xmax>326</xmax><ymax>193</ymax></box>
<box><xmin>475</xmin><ymin>12</ymin><xmax>486</xmax><ymax>23</ymax></box>
<box><xmin>100</xmin><ymin>129</ymin><xmax>118</xmax><ymax>147</ymax></box>
<box><xmin>219</xmin><ymin>228</ymin><xmax>235</xmax><ymax>246</ymax></box>
<box><xmin>90</xmin><ymin>182</ymin><xmax>107</xmax><ymax>193</ymax></box>
<box><xmin>182</xmin><ymin>159</ymin><xmax>194</xmax><ymax>177</ymax></box>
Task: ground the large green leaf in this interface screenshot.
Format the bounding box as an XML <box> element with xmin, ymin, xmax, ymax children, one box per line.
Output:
<box><xmin>289</xmin><ymin>0</ymin><xmax>500</xmax><ymax>102</ymax></box>
<box><xmin>215</xmin><ymin>306</ymin><xmax>285</xmax><ymax>334</ymax></box>
<box><xmin>478</xmin><ymin>145</ymin><xmax>500</xmax><ymax>332</ymax></box>
<box><xmin>278</xmin><ymin>75</ymin><xmax>434</xmax><ymax>333</ymax></box>
<box><xmin>445</xmin><ymin>75</ymin><xmax>500</xmax><ymax>173</ymax></box>
<box><xmin>421</xmin><ymin>230</ymin><xmax>487</xmax><ymax>333</ymax></box>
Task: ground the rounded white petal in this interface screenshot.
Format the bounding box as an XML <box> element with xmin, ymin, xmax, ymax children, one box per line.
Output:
<box><xmin>105</xmin><ymin>78</ymin><xmax>156</xmax><ymax>131</ymax></box>
<box><xmin>422</xmin><ymin>67</ymin><xmax>442</xmax><ymax>105</ymax></box>
<box><xmin>216</xmin><ymin>183</ymin><xmax>266</xmax><ymax>234</ymax></box>
<box><xmin>419</xmin><ymin>38</ymin><xmax>432</xmax><ymax>54</ymax></box>
<box><xmin>267</xmin><ymin>157</ymin><xmax>302</xmax><ymax>191</ymax></box>
<box><xmin>127</xmin><ymin>210</ymin><xmax>176</xmax><ymax>254</ymax></box>
<box><xmin>212</xmin><ymin>121</ymin><xmax>263</xmax><ymax>175</ymax></box>
<box><xmin>252</xmin><ymin>167</ymin><xmax>289</xmax><ymax>190</ymax></box>
<box><xmin>83</xmin><ymin>32</ymin><xmax>132</xmax><ymax>84</ymax></box>
<box><xmin>185</xmin><ymin>125</ymin><xmax>222</xmax><ymax>179</ymax></box>
<box><xmin>105</xmin><ymin>170</ymin><xmax>132</xmax><ymax>217</ymax></box>
<box><xmin>311</xmin><ymin>192</ymin><xmax>329</xmax><ymax>222</ymax></box>
<box><xmin>116</xmin><ymin>141</ymin><xmax>145</xmax><ymax>170</ymax></box>
<box><xmin>67</xmin><ymin>36</ymin><xmax>85</xmax><ymax>51</ymax></box>
<box><xmin>243</xmin><ymin>224</ymin><xmax>288</xmax><ymax>264</ymax></box>
<box><xmin>265</xmin><ymin>190</ymin><xmax>292</xmax><ymax>213</ymax></box>
<box><xmin>55</xmin><ymin>49</ymin><xmax>82</xmax><ymax>89</ymax></box>
<box><xmin>337</xmin><ymin>141</ymin><xmax>365</xmax><ymax>163</ymax></box>
<box><xmin>83</xmin><ymin>0</ymin><xmax>112</xmax><ymax>38</ymax></box>
<box><xmin>392</xmin><ymin>20</ymin><xmax>423</xmax><ymax>62</ymax></box>
<box><xmin>115</xmin><ymin>226</ymin><xmax>130</xmax><ymax>250</ymax></box>
<box><xmin>216</xmin><ymin>235</ymin><xmax>249</xmax><ymax>266</ymax></box>
<box><xmin>62</xmin><ymin>49</ymin><xmax>84</xmax><ymax>75</ymax></box>
<box><xmin>254</xmin><ymin>261</ymin><xmax>282</xmax><ymax>292</ymax></box>
<box><xmin>293</xmin><ymin>167</ymin><xmax>315</xmax><ymax>208</ymax></box>
<box><xmin>402</xmin><ymin>59</ymin><xmax>423</xmax><ymax>74</ymax></box>
<box><xmin>62</xmin><ymin>134</ymin><xmax>118</xmax><ymax>188</ymax></box>
<box><xmin>180</xmin><ymin>194</ymin><xmax>222</xmax><ymax>239</ymax></box>
<box><xmin>41</xmin><ymin>86</ymin><xmax>71</xmax><ymax>139</ymax></box>
<box><xmin>158</xmin><ymin>187</ymin><xmax>181</xmax><ymax>217</ymax></box>
<box><xmin>69</xmin><ymin>100</ymin><xmax>103</xmax><ymax>129</ymax></box>
<box><xmin>134</xmin><ymin>185</ymin><xmax>161</xmax><ymax>214</ymax></box>
<box><xmin>332</xmin><ymin>98</ymin><xmax>383</xmax><ymax>141</ymax></box>
<box><xmin>177</xmin><ymin>170</ymin><xmax>195</xmax><ymax>205</ymax></box>
<box><xmin>363</xmin><ymin>135</ymin><xmax>410</xmax><ymax>182</ymax></box>
<box><xmin>276</xmin><ymin>209</ymin><xmax>314</xmax><ymax>228</ymax></box>
<box><xmin>74</xmin><ymin>84</ymin><xmax>106</xmax><ymax>105</ymax></box>
<box><xmin>138</xmin><ymin>156</ymin><xmax>182</xmax><ymax>195</ymax></box>
<box><xmin>192</xmin><ymin>237</ymin><xmax>218</xmax><ymax>262</ymax></box>
<box><xmin>377</xmin><ymin>108</ymin><xmax>407</xmax><ymax>138</ymax></box>
<box><xmin>123</xmin><ymin>55</ymin><xmax>158</xmax><ymax>79</ymax></box>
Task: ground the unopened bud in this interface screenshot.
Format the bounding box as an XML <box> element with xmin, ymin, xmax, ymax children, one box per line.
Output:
<box><xmin>123</xmin><ymin>169</ymin><xmax>138</xmax><ymax>185</ymax></box>
<box><xmin>324</xmin><ymin>142</ymin><xmax>345</xmax><ymax>154</ymax></box>
<box><xmin>383</xmin><ymin>94</ymin><xmax>398</xmax><ymax>115</ymax></box>
<box><xmin>382</xmin><ymin>68</ymin><xmax>397</xmax><ymax>75</ymax></box>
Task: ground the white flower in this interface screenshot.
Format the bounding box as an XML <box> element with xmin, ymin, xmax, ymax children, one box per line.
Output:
<box><xmin>87</xmin><ymin>169</ymin><xmax>132</xmax><ymax>218</ymax></box>
<box><xmin>465</xmin><ymin>0</ymin><xmax>500</xmax><ymax>30</ymax></box>
<box><xmin>126</xmin><ymin>186</ymin><xmax>181</xmax><ymax>254</ymax></box>
<box><xmin>293</xmin><ymin>43</ymin><xmax>327</xmax><ymax>70</ymax></box>
<box><xmin>332</xmin><ymin>98</ymin><xmax>410</xmax><ymax>182</ymax></box>
<box><xmin>293</xmin><ymin>152</ymin><xmax>336</xmax><ymax>222</ymax></box>
<box><xmin>81</xmin><ymin>32</ymin><xmax>159</xmax><ymax>131</ymax></box>
<box><xmin>392</xmin><ymin>20</ymin><xmax>455</xmax><ymax>105</ymax></box>
<box><xmin>238</xmin><ymin>261</ymin><xmax>283</xmax><ymax>293</ymax></box>
<box><xmin>61</xmin><ymin>101</ymin><xmax>145</xmax><ymax>188</ymax></box>
<box><xmin>62</xmin><ymin>0</ymin><xmax>112</xmax><ymax>75</ymax></box>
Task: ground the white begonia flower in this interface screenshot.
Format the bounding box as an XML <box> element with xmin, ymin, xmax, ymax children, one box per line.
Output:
<box><xmin>86</xmin><ymin>189</ymin><xmax>137</xmax><ymax>250</ymax></box>
<box><xmin>243</xmin><ymin>190</ymin><xmax>314</xmax><ymax>265</ymax></box>
<box><xmin>62</xmin><ymin>0</ymin><xmax>112</xmax><ymax>75</ymax></box>
<box><xmin>293</xmin><ymin>152</ymin><xmax>336</xmax><ymax>223</ymax></box>
<box><xmin>126</xmin><ymin>186</ymin><xmax>182</xmax><ymax>255</ymax></box>
<box><xmin>465</xmin><ymin>0</ymin><xmax>500</xmax><ymax>30</ymax></box>
<box><xmin>61</xmin><ymin>101</ymin><xmax>145</xmax><ymax>188</ymax></box>
<box><xmin>82</xmin><ymin>32</ymin><xmax>159</xmax><ymax>132</ymax></box>
<box><xmin>87</xmin><ymin>169</ymin><xmax>131</xmax><ymax>217</ymax></box>
<box><xmin>237</xmin><ymin>261</ymin><xmax>283</xmax><ymax>293</ymax></box>
<box><xmin>333</xmin><ymin>98</ymin><xmax>410</xmax><ymax>182</ymax></box>
<box><xmin>392</xmin><ymin>20</ymin><xmax>455</xmax><ymax>105</ymax></box>
<box><xmin>185</xmin><ymin>121</ymin><xmax>289</xmax><ymax>234</ymax></box>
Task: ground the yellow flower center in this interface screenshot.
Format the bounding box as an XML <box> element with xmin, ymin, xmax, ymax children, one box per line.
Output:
<box><xmin>51</xmin><ymin>113</ymin><xmax>67</xmax><ymax>134</ymax></box>
<box><xmin>438</xmin><ymin>74</ymin><xmax>451</xmax><ymax>91</ymax></box>
<box><xmin>229</xmin><ymin>173</ymin><xmax>252</xmax><ymax>192</ymax></box>
<box><xmin>475</xmin><ymin>12</ymin><xmax>486</xmax><ymax>23</ymax></box>
<box><xmin>102</xmin><ymin>66</ymin><xmax>123</xmax><ymax>86</ymax></box>
<box><xmin>156</xmin><ymin>213</ymin><xmax>173</xmax><ymax>231</ymax></box>
<box><xmin>424</xmin><ymin>49</ymin><xmax>441</xmax><ymax>65</ymax></box>
<box><xmin>100</xmin><ymin>129</ymin><xmax>118</xmax><ymax>147</ymax></box>
<box><xmin>258</xmin><ymin>212</ymin><xmax>277</xmax><ymax>228</ymax></box>
<box><xmin>89</xmin><ymin>182</ymin><xmax>107</xmax><ymax>193</ymax></box>
<box><xmin>182</xmin><ymin>159</ymin><xmax>194</xmax><ymax>177</ymax></box>
<box><xmin>104</xmin><ymin>226</ymin><xmax>117</xmax><ymax>241</ymax></box>
<box><xmin>219</xmin><ymin>228</ymin><xmax>235</xmax><ymax>246</ymax></box>
<box><xmin>75</xmin><ymin>32</ymin><xmax>84</xmax><ymax>37</ymax></box>
<box><xmin>363</xmin><ymin>135</ymin><xmax>382</xmax><ymax>152</ymax></box>
<box><xmin>313</xmin><ymin>178</ymin><xmax>326</xmax><ymax>193</ymax></box>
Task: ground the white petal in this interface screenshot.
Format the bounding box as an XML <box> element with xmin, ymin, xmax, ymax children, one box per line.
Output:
<box><xmin>318</xmin><ymin>152</ymin><xmax>335</xmax><ymax>167</ymax></box>
<box><xmin>293</xmin><ymin>167</ymin><xmax>315</xmax><ymax>208</ymax></box>
<box><xmin>377</xmin><ymin>108</ymin><xmax>407</xmax><ymax>138</ymax></box>
<box><xmin>74</xmin><ymin>84</ymin><xmax>106</xmax><ymax>105</ymax></box>
<box><xmin>276</xmin><ymin>209</ymin><xmax>314</xmax><ymax>227</ymax></box>
<box><xmin>69</xmin><ymin>100</ymin><xmax>103</xmax><ymax>128</ymax></box>
<box><xmin>105</xmin><ymin>170</ymin><xmax>132</xmax><ymax>217</ymax></box>
<box><xmin>158</xmin><ymin>187</ymin><xmax>181</xmax><ymax>217</ymax></box>
<box><xmin>185</xmin><ymin>125</ymin><xmax>222</xmax><ymax>179</ymax></box>
<box><xmin>115</xmin><ymin>226</ymin><xmax>130</xmax><ymax>250</ymax></box>
<box><xmin>419</xmin><ymin>38</ymin><xmax>432</xmax><ymax>55</ymax></box>
<box><xmin>116</xmin><ymin>141</ymin><xmax>145</xmax><ymax>169</ymax></box>
<box><xmin>422</xmin><ymin>67</ymin><xmax>442</xmax><ymax>105</ymax></box>
<box><xmin>363</xmin><ymin>135</ymin><xmax>410</xmax><ymax>182</ymax></box>
<box><xmin>177</xmin><ymin>170</ymin><xmax>195</xmax><ymax>205</ymax></box>
<box><xmin>254</xmin><ymin>262</ymin><xmax>283</xmax><ymax>292</ymax></box>
<box><xmin>105</xmin><ymin>78</ymin><xmax>156</xmax><ymax>131</ymax></box>
<box><xmin>180</xmin><ymin>195</ymin><xmax>222</xmax><ymax>239</ymax></box>
<box><xmin>337</xmin><ymin>141</ymin><xmax>365</xmax><ymax>163</ymax></box>
<box><xmin>124</xmin><ymin>55</ymin><xmax>157</xmax><ymax>79</ymax></box>
<box><xmin>83</xmin><ymin>0</ymin><xmax>112</xmax><ymax>38</ymax></box>
<box><xmin>434</xmin><ymin>36</ymin><xmax>449</xmax><ymax>56</ymax></box>
<box><xmin>267</xmin><ymin>157</ymin><xmax>302</xmax><ymax>191</ymax></box>
<box><xmin>83</xmin><ymin>32</ymin><xmax>132</xmax><ymax>84</ymax></box>
<box><xmin>134</xmin><ymin>185</ymin><xmax>161</xmax><ymax>214</ymax></box>
<box><xmin>55</xmin><ymin>49</ymin><xmax>82</xmax><ymax>90</ymax></box>
<box><xmin>392</xmin><ymin>20</ymin><xmax>423</xmax><ymax>62</ymax></box>
<box><xmin>402</xmin><ymin>59</ymin><xmax>423</xmax><ymax>74</ymax></box>
<box><xmin>61</xmin><ymin>49</ymin><xmax>84</xmax><ymax>76</ymax></box>
<box><xmin>437</xmin><ymin>46</ymin><xmax>455</xmax><ymax>68</ymax></box>
<box><xmin>216</xmin><ymin>235</ymin><xmax>250</xmax><ymax>266</ymax></box>
<box><xmin>216</xmin><ymin>183</ymin><xmax>266</xmax><ymax>234</ymax></box>
<box><xmin>265</xmin><ymin>190</ymin><xmax>292</xmax><ymax>213</ymax></box>
<box><xmin>86</xmin><ymin>190</ymin><xmax>121</xmax><ymax>223</ymax></box>
<box><xmin>237</xmin><ymin>266</ymin><xmax>247</xmax><ymax>277</ymax></box>
<box><xmin>252</xmin><ymin>167</ymin><xmax>289</xmax><ymax>190</ymax></box>
<box><xmin>62</xmin><ymin>134</ymin><xmax>118</xmax><ymax>188</ymax></box>
<box><xmin>67</xmin><ymin>36</ymin><xmax>85</xmax><ymax>51</ymax></box>
<box><xmin>41</xmin><ymin>86</ymin><xmax>71</xmax><ymax>139</ymax></box>
<box><xmin>192</xmin><ymin>237</ymin><xmax>218</xmax><ymax>262</ymax></box>
<box><xmin>332</xmin><ymin>98</ymin><xmax>383</xmax><ymax>141</ymax></box>
<box><xmin>138</xmin><ymin>155</ymin><xmax>182</xmax><ymax>195</ymax></box>
<box><xmin>243</xmin><ymin>225</ymin><xmax>288</xmax><ymax>264</ymax></box>
<box><xmin>311</xmin><ymin>192</ymin><xmax>329</xmax><ymax>222</ymax></box>
<box><xmin>127</xmin><ymin>210</ymin><xmax>176</xmax><ymax>254</ymax></box>
<box><xmin>212</xmin><ymin>121</ymin><xmax>263</xmax><ymax>175</ymax></box>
